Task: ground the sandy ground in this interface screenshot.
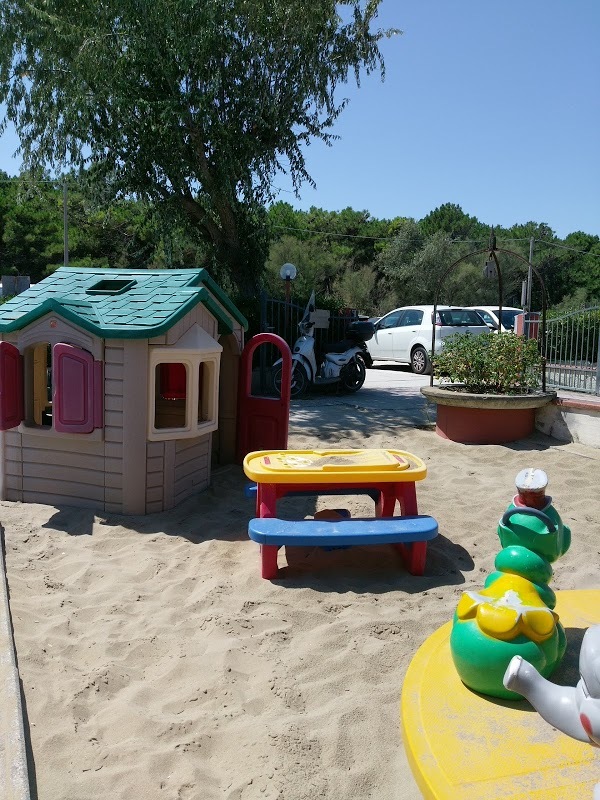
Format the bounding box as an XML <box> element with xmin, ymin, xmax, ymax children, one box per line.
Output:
<box><xmin>3</xmin><ymin>378</ymin><xmax>600</xmax><ymax>800</ymax></box>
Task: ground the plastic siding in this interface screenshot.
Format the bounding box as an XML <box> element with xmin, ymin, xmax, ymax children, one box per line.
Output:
<box><xmin>121</xmin><ymin>339</ymin><xmax>149</xmax><ymax>514</ymax></box>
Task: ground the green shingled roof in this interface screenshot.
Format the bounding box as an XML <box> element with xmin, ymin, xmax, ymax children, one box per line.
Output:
<box><xmin>0</xmin><ymin>268</ymin><xmax>248</xmax><ymax>338</ymax></box>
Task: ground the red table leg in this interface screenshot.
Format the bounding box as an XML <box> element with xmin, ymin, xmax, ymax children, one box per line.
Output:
<box><xmin>396</xmin><ymin>482</ymin><xmax>418</xmax><ymax>515</ymax></box>
<box><xmin>253</xmin><ymin>479</ymin><xmax>427</xmax><ymax>578</ymax></box>
<box><xmin>377</xmin><ymin>484</ymin><xmax>397</xmax><ymax>517</ymax></box>
<box><xmin>257</xmin><ymin>483</ymin><xmax>278</xmax><ymax>518</ymax></box>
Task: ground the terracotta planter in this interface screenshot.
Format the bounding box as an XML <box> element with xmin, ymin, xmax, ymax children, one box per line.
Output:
<box><xmin>420</xmin><ymin>385</ymin><xmax>557</xmax><ymax>444</ymax></box>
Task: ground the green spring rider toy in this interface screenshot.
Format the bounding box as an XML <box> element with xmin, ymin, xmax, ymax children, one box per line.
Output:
<box><xmin>450</xmin><ymin>468</ymin><xmax>572</xmax><ymax>699</ymax></box>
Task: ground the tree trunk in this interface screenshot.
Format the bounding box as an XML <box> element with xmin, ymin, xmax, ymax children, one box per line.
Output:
<box><xmin>178</xmin><ymin>194</ymin><xmax>265</xmax><ymax>298</ymax></box>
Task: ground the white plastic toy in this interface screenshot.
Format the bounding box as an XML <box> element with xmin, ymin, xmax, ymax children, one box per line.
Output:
<box><xmin>504</xmin><ymin>624</ymin><xmax>600</xmax><ymax>799</ymax></box>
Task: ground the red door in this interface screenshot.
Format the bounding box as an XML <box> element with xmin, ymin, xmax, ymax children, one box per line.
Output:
<box><xmin>236</xmin><ymin>334</ymin><xmax>291</xmax><ymax>463</ymax></box>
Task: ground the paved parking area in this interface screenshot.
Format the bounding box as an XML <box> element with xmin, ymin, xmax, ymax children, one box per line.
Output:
<box><xmin>289</xmin><ymin>363</ymin><xmax>435</xmax><ymax>435</ymax></box>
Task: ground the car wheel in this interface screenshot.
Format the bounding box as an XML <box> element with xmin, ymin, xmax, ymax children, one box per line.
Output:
<box><xmin>411</xmin><ymin>346</ymin><xmax>431</xmax><ymax>375</ymax></box>
<box><xmin>272</xmin><ymin>363</ymin><xmax>309</xmax><ymax>399</ymax></box>
<box><xmin>340</xmin><ymin>355</ymin><xmax>367</xmax><ymax>393</ymax></box>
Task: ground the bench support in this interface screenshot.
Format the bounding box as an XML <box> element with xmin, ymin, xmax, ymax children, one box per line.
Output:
<box><xmin>394</xmin><ymin>541</ymin><xmax>427</xmax><ymax>576</ymax></box>
<box><xmin>261</xmin><ymin>544</ymin><xmax>280</xmax><ymax>580</ymax></box>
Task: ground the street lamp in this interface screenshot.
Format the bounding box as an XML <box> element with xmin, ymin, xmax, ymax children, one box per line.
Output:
<box><xmin>279</xmin><ymin>262</ymin><xmax>297</xmax><ymax>305</ymax></box>
<box><xmin>280</xmin><ymin>263</ymin><xmax>297</xmax><ymax>340</ymax></box>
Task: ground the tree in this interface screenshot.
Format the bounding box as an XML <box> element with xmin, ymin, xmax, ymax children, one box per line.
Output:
<box><xmin>541</xmin><ymin>232</ymin><xmax>600</xmax><ymax>306</ymax></box>
<box><xmin>264</xmin><ymin>234</ymin><xmax>342</xmax><ymax>302</ymax></box>
<box><xmin>0</xmin><ymin>172</ymin><xmax>64</xmax><ymax>280</ymax></box>
<box><xmin>0</xmin><ymin>0</ymin><xmax>397</xmax><ymax>297</ymax></box>
<box><xmin>420</xmin><ymin>203</ymin><xmax>488</xmax><ymax>241</ymax></box>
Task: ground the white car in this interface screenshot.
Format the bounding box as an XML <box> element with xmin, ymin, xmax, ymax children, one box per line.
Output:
<box><xmin>366</xmin><ymin>305</ymin><xmax>490</xmax><ymax>374</ymax></box>
<box><xmin>467</xmin><ymin>306</ymin><xmax>523</xmax><ymax>333</ymax></box>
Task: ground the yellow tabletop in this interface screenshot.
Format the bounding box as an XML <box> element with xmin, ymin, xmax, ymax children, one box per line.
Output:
<box><xmin>401</xmin><ymin>590</ymin><xmax>600</xmax><ymax>800</ymax></box>
<box><xmin>243</xmin><ymin>448</ymin><xmax>427</xmax><ymax>484</ymax></box>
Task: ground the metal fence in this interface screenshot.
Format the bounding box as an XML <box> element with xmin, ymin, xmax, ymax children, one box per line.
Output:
<box><xmin>253</xmin><ymin>297</ymin><xmax>600</xmax><ymax>397</ymax></box>
<box><xmin>259</xmin><ymin>292</ymin><xmax>357</xmax><ymax>348</ymax></box>
<box><xmin>252</xmin><ymin>292</ymin><xmax>360</xmax><ymax>395</ymax></box>
<box><xmin>541</xmin><ymin>307</ymin><xmax>600</xmax><ymax>395</ymax></box>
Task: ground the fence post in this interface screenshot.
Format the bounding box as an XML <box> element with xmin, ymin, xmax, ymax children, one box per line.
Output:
<box><xmin>595</xmin><ymin>327</ymin><xmax>600</xmax><ymax>396</ymax></box>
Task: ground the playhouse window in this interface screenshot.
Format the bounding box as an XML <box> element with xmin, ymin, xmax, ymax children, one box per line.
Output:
<box><xmin>197</xmin><ymin>361</ymin><xmax>212</xmax><ymax>423</ymax></box>
<box><xmin>149</xmin><ymin>355</ymin><xmax>219</xmax><ymax>441</ymax></box>
<box><xmin>148</xmin><ymin>324</ymin><xmax>221</xmax><ymax>442</ymax></box>
<box><xmin>0</xmin><ymin>340</ymin><xmax>103</xmax><ymax>434</ymax></box>
<box><xmin>154</xmin><ymin>363</ymin><xmax>188</xmax><ymax>429</ymax></box>
<box><xmin>31</xmin><ymin>343</ymin><xmax>53</xmax><ymax>427</ymax></box>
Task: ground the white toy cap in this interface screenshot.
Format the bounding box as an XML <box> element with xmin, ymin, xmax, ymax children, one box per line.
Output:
<box><xmin>515</xmin><ymin>468</ymin><xmax>548</xmax><ymax>492</ymax></box>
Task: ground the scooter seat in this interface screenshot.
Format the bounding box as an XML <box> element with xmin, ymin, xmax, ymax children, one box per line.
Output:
<box><xmin>321</xmin><ymin>339</ymin><xmax>354</xmax><ymax>354</ymax></box>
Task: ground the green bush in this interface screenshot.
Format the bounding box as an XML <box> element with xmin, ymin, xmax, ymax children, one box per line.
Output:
<box><xmin>432</xmin><ymin>332</ymin><xmax>544</xmax><ymax>394</ymax></box>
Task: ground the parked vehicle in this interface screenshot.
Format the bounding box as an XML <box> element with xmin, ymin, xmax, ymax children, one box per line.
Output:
<box><xmin>366</xmin><ymin>305</ymin><xmax>489</xmax><ymax>374</ymax></box>
<box><xmin>272</xmin><ymin>294</ymin><xmax>374</xmax><ymax>399</ymax></box>
<box><xmin>467</xmin><ymin>306</ymin><xmax>523</xmax><ymax>332</ymax></box>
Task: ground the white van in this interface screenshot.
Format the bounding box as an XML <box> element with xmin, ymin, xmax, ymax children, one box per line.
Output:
<box><xmin>467</xmin><ymin>306</ymin><xmax>523</xmax><ymax>333</ymax></box>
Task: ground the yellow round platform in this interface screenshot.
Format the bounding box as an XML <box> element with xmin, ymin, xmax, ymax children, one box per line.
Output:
<box><xmin>401</xmin><ymin>590</ymin><xmax>600</xmax><ymax>800</ymax></box>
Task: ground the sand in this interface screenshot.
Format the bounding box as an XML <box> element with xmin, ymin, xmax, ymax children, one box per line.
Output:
<box><xmin>3</xmin><ymin>403</ymin><xmax>600</xmax><ymax>800</ymax></box>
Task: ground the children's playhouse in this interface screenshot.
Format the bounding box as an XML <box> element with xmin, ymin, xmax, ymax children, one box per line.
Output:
<box><xmin>0</xmin><ymin>267</ymin><xmax>247</xmax><ymax>514</ymax></box>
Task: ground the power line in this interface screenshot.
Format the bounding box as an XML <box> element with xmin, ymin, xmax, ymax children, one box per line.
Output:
<box><xmin>534</xmin><ymin>239</ymin><xmax>600</xmax><ymax>257</ymax></box>
<box><xmin>272</xmin><ymin>224</ymin><xmax>536</xmax><ymax>245</ymax></box>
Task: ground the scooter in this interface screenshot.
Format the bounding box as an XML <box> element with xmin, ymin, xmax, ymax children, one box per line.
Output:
<box><xmin>272</xmin><ymin>293</ymin><xmax>374</xmax><ymax>399</ymax></box>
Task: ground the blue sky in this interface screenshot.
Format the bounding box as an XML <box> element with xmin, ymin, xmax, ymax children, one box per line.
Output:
<box><xmin>272</xmin><ymin>1</ymin><xmax>600</xmax><ymax>239</ymax></box>
<box><xmin>0</xmin><ymin>1</ymin><xmax>598</xmax><ymax>240</ymax></box>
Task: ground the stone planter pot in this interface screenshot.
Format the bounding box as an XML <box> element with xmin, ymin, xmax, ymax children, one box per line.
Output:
<box><xmin>420</xmin><ymin>385</ymin><xmax>557</xmax><ymax>444</ymax></box>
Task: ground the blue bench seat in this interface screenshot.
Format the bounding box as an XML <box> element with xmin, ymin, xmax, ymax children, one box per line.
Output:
<box><xmin>248</xmin><ymin>515</ymin><xmax>438</xmax><ymax>579</ymax></box>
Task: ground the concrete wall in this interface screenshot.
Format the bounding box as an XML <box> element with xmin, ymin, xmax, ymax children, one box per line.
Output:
<box><xmin>536</xmin><ymin>397</ymin><xmax>600</xmax><ymax>449</ymax></box>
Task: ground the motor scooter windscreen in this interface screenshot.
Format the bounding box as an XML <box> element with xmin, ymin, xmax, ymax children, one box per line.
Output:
<box><xmin>301</xmin><ymin>290</ymin><xmax>316</xmax><ymax>322</ymax></box>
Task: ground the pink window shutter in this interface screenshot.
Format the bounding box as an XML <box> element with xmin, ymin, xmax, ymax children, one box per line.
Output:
<box><xmin>53</xmin><ymin>344</ymin><xmax>98</xmax><ymax>433</ymax></box>
<box><xmin>0</xmin><ymin>341</ymin><xmax>24</xmax><ymax>431</ymax></box>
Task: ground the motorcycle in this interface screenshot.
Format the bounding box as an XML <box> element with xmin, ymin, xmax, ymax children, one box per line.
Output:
<box><xmin>272</xmin><ymin>294</ymin><xmax>375</xmax><ymax>399</ymax></box>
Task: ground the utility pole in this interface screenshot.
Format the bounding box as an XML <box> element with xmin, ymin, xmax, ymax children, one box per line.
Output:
<box><xmin>63</xmin><ymin>181</ymin><xmax>69</xmax><ymax>267</ymax></box>
<box><xmin>526</xmin><ymin>236</ymin><xmax>534</xmax><ymax>312</ymax></box>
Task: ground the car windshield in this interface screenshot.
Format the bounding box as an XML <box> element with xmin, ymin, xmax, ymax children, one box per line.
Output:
<box><xmin>438</xmin><ymin>309</ymin><xmax>486</xmax><ymax>326</ymax></box>
<box><xmin>489</xmin><ymin>309</ymin><xmax>522</xmax><ymax>329</ymax></box>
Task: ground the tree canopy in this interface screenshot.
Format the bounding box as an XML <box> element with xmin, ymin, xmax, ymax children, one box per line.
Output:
<box><xmin>1</xmin><ymin>172</ymin><xmax>599</xmax><ymax>324</ymax></box>
<box><xmin>0</xmin><ymin>0</ymin><xmax>396</xmax><ymax>296</ymax></box>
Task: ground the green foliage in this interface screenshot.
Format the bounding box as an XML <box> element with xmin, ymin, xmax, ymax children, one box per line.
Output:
<box><xmin>333</xmin><ymin>265</ymin><xmax>377</xmax><ymax>313</ymax></box>
<box><xmin>265</xmin><ymin>203</ymin><xmax>393</xmax><ymax>314</ymax></box>
<box><xmin>0</xmin><ymin>165</ymin><xmax>599</xmax><ymax>323</ymax></box>
<box><xmin>420</xmin><ymin>203</ymin><xmax>487</xmax><ymax>240</ymax></box>
<box><xmin>375</xmin><ymin>223</ymin><xmax>485</xmax><ymax>307</ymax></box>
<box><xmin>0</xmin><ymin>172</ymin><xmax>212</xmax><ymax>281</ymax></box>
<box><xmin>0</xmin><ymin>0</ymin><xmax>396</xmax><ymax>295</ymax></box>
<box><xmin>432</xmin><ymin>333</ymin><xmax>544</xmax><ymax>394</ymax></box>
<box><xmin>0</xmin><ymin>173</ymin><xmax>64</xmax><ymax>279</ymax></box>
<box><xmin>265</xmin><ymin>234</ymin><xmax>342</xmax><ymax>301</ymax></box>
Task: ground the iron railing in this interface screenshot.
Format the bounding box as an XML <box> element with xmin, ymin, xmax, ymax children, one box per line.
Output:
<box><xmin>541</xmin><ymin>307</ymin><xmax>600</xmax><ymax>396</ymax></box>
<box><xmin>259</xmin><ymin>292</ymin><xmax>356</xmax><ymax>348</ymax></box>
<box><xmin>254</xmin><ymin>296</ymin><xmax>600</xmax><ymax>398</ymax></box>
<box><xmin>252</xmin><ymin>291</ymin><xmax>359</xmax><ymax>395</ymax></box>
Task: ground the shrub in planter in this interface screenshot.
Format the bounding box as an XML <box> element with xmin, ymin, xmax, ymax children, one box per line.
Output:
<box><xmin>432</xmin><ymin>332</ymin><xmax>544</xmax><ymax>395</ymax></box>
